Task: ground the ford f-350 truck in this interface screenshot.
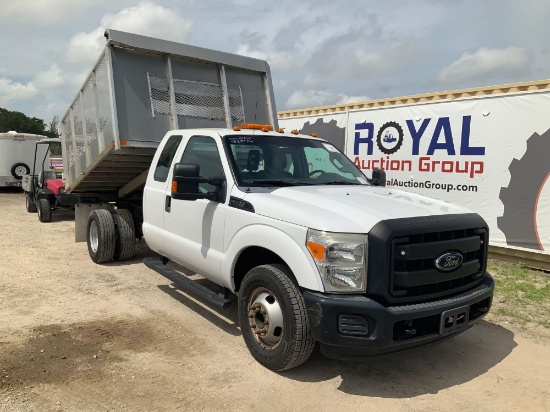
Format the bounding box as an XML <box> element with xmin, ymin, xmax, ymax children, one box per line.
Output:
<box><xmin>141</xmin><ymin>124</ymin><xmax>492</xmax><ymax>371</ymax></box>
<box><xmin>61</xmin><ymin>30</ymin><xmax>493</xmax><ymax>371</ymax></box>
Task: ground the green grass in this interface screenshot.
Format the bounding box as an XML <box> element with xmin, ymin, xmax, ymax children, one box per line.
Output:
<box><xmin>487</xmin><ymin>259</ymin><xmax>550</xmax><ymax>328</ymax></box>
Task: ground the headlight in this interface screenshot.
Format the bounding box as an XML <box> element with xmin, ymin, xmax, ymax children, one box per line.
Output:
<box><xmin>306</xmin><ymin>229</ymin><xmax>367</xmax><ymax>293</ymax></box>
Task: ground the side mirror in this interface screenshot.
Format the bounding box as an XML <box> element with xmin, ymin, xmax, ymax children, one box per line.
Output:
<box><xmin>371</xmin><ymin>169</ymin><xmax>386</xmax><ymax>187</ymax></box>
<box><xmin>171</xmin><ymin>163</ymin><xmax>224</xmax><ymax>201</ymax></box>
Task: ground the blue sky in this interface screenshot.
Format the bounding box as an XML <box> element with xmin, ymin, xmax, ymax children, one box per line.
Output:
<box><xmin>0</xmin><ymin>0</ymin><xmax>549</xmax><ymax>124</ymax></box>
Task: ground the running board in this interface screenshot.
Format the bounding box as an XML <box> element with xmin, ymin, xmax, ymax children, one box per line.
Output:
<box><xmin>144</xmin><ymin>257</ymin><xmax>231</xmax><ymax>309</ymax></box>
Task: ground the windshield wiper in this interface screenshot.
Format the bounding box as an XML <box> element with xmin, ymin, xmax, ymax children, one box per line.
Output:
<box><xmin>246</xmin><ymin>180</ymin><xmax>302</xmax><ymax>187</ymax></box>
<box><xmin>245</xmin><ymin>180</ymin><xmax>318</xmax><ymax>187</ymax></box>
<box><xmin>321</xmin><ymin>181</ymin><xmax>364</xmax><ymax>186</ymax></box>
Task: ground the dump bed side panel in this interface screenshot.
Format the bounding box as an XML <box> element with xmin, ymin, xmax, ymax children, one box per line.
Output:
<box><xmin>61</xmin><ymin>30</ymin><xmax>277</xmax><ymax>195</ymax></box>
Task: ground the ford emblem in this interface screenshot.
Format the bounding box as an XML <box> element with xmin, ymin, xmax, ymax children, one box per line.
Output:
<box><xmin>434</xmin><ymin>251</ymin><xmax>463</xmax><ymax>271</ymax></box>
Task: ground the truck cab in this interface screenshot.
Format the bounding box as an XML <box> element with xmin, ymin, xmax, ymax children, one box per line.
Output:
<box><xmin>141</xmin><ymin>124</ymin><xmax>494</xmax><ymax>371</ymax></box>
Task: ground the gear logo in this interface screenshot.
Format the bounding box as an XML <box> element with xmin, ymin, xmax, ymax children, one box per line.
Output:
<box><xmin>376</xmin><ymin>121</ymin><xmax>404</xmax><ymax>155</ymax></box>
<box><xmin>498</xmin><ymin>128</ymin><xmax>550</xmax><ymax>251</ymax></box>
<box><xmin>299</xmin><ymin>118</ymin><xmax>346</xmax><ymax>151</ymax></box>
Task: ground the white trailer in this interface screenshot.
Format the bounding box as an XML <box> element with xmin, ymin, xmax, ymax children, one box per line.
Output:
<box><xmin>278</xmin><ymin>80</ymin><xmax>550</xmax><ymax>268</ymax></box>
<box><xmin>0</xmin><ymin>131</ymin><xmax>49</xmax><ymax>188</ymax></box>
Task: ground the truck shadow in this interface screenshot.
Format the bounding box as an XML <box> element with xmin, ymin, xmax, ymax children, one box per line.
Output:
<box><xmin>282</xmin><ymin>320</ymin><xmax>517</xmax><ymax>397</ymax></box>
<box><xmin>156</xmin><ymin>283</ymin><xmax>241</xmax><ymax>337</ymax></box>
<box><xmin>123</xmin><ymin>250</ymin><xmax>516</xmax><ymax>396</ymax></box>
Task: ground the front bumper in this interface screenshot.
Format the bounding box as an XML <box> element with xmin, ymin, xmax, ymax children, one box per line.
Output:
<box><xmin>303</xmin><ymin>274</ymin><xmax>494</xmax><ymax>360</ymax></box>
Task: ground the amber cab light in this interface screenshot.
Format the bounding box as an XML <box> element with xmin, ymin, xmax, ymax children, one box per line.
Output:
<box><xmin>240</xmin><ymin>123</ymin><xmax>274</xmax><ymax>131</ymax></box>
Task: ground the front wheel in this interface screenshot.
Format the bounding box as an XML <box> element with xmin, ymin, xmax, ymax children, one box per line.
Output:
<box><xmin>37</xmin><ymin>198</ymin><xmax>51</xmax><ymax>222</ymax></box>
<box><xmin>238</xmin><ymin>264</ymin><xmax>315</xmax><ymax>371</ymax></box>
<box><xmin>26</xmin><ymin>194</ymin><xmax>37</xmax><ymax>213</ymax></box>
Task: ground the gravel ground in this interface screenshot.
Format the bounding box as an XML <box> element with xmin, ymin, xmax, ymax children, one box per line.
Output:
<box><xmin>1</xmin><ymin>189</ymin><xmax>549</xmax><ymax>411</ymax></box>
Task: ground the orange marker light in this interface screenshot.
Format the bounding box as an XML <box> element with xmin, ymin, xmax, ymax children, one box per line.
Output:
<box><xmin>240</xmin><ymin>123</ymin><xmax>274</xmax><ymax>131</ymax></box>
<box><xmin>307</xmin><ymin>241</ymin><xmax>325</xmax><ymax>261</ymax></box>
<box><xmin>171</xmin><ymin>180</ymin><xmax>178</xmax><ymax>192</ymax></box>
<box><xmin>291</xmin><ymin>129</ymin><xmax>299</xmax><ymax>135</ymax></box>
<box><xmin>277</xmin><ymin>128</ymin><xmax>284</xmax><ymax>133</ymax></box>
<box><xmin>233</xmin><ymin>125</ymin><xmax>241</xmax><ymax>131</ymax></box>
<box><xmin>310</xmin><ymin>133</ymin><xmax>318</xmax><ymax>137</ymax></box>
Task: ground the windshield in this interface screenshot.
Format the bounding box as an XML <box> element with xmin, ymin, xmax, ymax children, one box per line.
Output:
<box><xmin>225</xmin><ymin>135</ymin><xmax>369</xmax><ymax>187</ymax></box>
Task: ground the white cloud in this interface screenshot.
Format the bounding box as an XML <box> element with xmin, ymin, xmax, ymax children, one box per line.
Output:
<box><xmin>34</xmin><ymin>64</ymin><xmax>65</xmax><ymax>88</ymax></box>
<box><xmin>32</xmin><ymin>100</ymin><xmax>70</xmax><ymax>123</ymax></box>
<box><xmin>65</xmin><ymin>28</ymin><xmax>106</xmax><ymax>65</ymax></box>
<box><xmin>336</xmin><ymin>94</ymin><xmax>371</xmax><ymax>104</ymax></box>
<box><xmin>437</xmin><ymin>47</ymin><xmax>534</xmax><ymax>83</ymax></box>
<box><xmin>0</xmin><ymin>0</ymin><xmax>113</xmax><ymax>24</ymax></box>
<box><xmin>235</xmin><ymin>44</ymin><xmax>294</xmax><ymax>71</ymax></box>
<box><xmin>0</xmin><ymin>78</ymin><xmax>38</xmax><ymax>106</ymax></box>
<box><xmin>66</xmin><ymin>1</ymin><xmax>193</xmax><ymax>64</ymax></box>
<box><xmin>285</xmin><ymin>89</ymin><xmax>369</xmax><ymax>109</ymax></box>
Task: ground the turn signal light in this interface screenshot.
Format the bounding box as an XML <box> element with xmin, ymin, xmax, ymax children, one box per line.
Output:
<box><xmin>171</xmin><ymin>180</ymin><xmax>178</xmax><ymax>192</ymax></box>
<box><xmin>307</xmin><ymin>241</ymin><xmax>325</xmax><ymax>261</ymax></box>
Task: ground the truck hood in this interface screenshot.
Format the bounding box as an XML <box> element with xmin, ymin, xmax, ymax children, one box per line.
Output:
<box><xmin>242</xmin><ymin>185</ymin><xmax>471</xmax><ymax>233</ymax></box>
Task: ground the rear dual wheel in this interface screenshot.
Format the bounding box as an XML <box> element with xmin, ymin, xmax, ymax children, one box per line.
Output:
<box><xmin>87</xmin><ymin>209</ymin><xmax>136</xmax><ymax>264</ymax></box>
<box><xmin>113</xmin><ymin>209</ymin><xmax>136</xmax><ymax>261</ymax></box>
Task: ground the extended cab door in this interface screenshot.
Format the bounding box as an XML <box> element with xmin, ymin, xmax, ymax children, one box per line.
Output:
<box><xmin>143</xmin><ymin>134</ymin><xmax>183</xmax><ymax>255</ymax></box>
<box><xmin>162</xmin><ymin>134</ymin><xmax>228</xmax><ymax>285</ymax></box>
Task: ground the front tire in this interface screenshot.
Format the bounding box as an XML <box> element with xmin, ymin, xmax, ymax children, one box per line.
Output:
<box><xmin>37</xmin><ymin>198</ymin><xmax>51</xmax><ymax>222</ymax></box>
<box><xmin>26</xmin><ymin>194</ymin><xmax>37</xmax><ymax>213</ymax></box>
<box><xmin>87</xmin><ymin>209</ymin><xmax>116</xmax><ymax>264</ymax></box>
<box><xmin>238</xmin><ymin>264</ymin><xmax>315</xmax><ymax>371</ymax></box>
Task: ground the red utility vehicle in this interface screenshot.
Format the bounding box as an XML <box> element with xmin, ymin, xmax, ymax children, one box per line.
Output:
<box><xmin>22</xmin><ymin>139</ymin><xmax>78</xmax><ymax>222</ymax></box>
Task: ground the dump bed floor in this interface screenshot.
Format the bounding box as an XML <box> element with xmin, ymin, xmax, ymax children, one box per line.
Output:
<box><xmin>68</xmin><ymin>146</ymin><xmax>157</xmax><ymax>194</ymax></box>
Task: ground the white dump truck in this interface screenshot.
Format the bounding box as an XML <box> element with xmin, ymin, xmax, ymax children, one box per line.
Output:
<box><xmin>61</xmin><ymin>30</ymin><xmax>493</xmax><ymax>371</ymax></box>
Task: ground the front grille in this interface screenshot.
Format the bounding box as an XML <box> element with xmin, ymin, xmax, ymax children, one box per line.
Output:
<box><xmin>390</xmin><ymin>228</ymin><xmax>487</xmax><ymax>301</ymax></box>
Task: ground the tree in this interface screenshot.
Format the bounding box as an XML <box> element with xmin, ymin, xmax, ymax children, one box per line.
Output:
<box><xmin>0</xmin><ymin>107</ymin><xmax>47</xmax><ymax>135</ymax></box>
<box><xmin>47</xmin><ymin>115</ymin><xmax>60</xmax><ymax>138</ymax></box>
<box><xmin>1</xmin><ymin>107</ymin><xmax>62</xmax><ymax>154</ymax></box>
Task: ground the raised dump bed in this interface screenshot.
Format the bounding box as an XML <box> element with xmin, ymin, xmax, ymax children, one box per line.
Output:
<box><xmin>61</xmin><ymin>29</ymin><xmax>277</xmax><ymax>198</ymax></box>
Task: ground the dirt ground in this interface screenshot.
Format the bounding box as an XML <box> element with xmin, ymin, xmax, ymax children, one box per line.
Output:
<box><xmin>1</xmin><ymin>189</ymin><xmax>549</xmax><ymax>412</ymax></box>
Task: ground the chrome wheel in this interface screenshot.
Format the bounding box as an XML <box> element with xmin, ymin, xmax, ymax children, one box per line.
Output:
<box><xmin>89</xmin><ymin>220</ymin><xmax>99</xmax><ymax>253</ymax></box>
<box><xmin>247</xmin><ymin>287</ymin><xmax>284</xmax><ymax>349</ymax></box>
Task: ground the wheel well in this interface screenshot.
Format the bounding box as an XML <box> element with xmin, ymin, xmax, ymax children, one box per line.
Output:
<box><xmin>233</xmin><ymin>247</ymin><xmax>289</xmax><ymax>292</ymax></box>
